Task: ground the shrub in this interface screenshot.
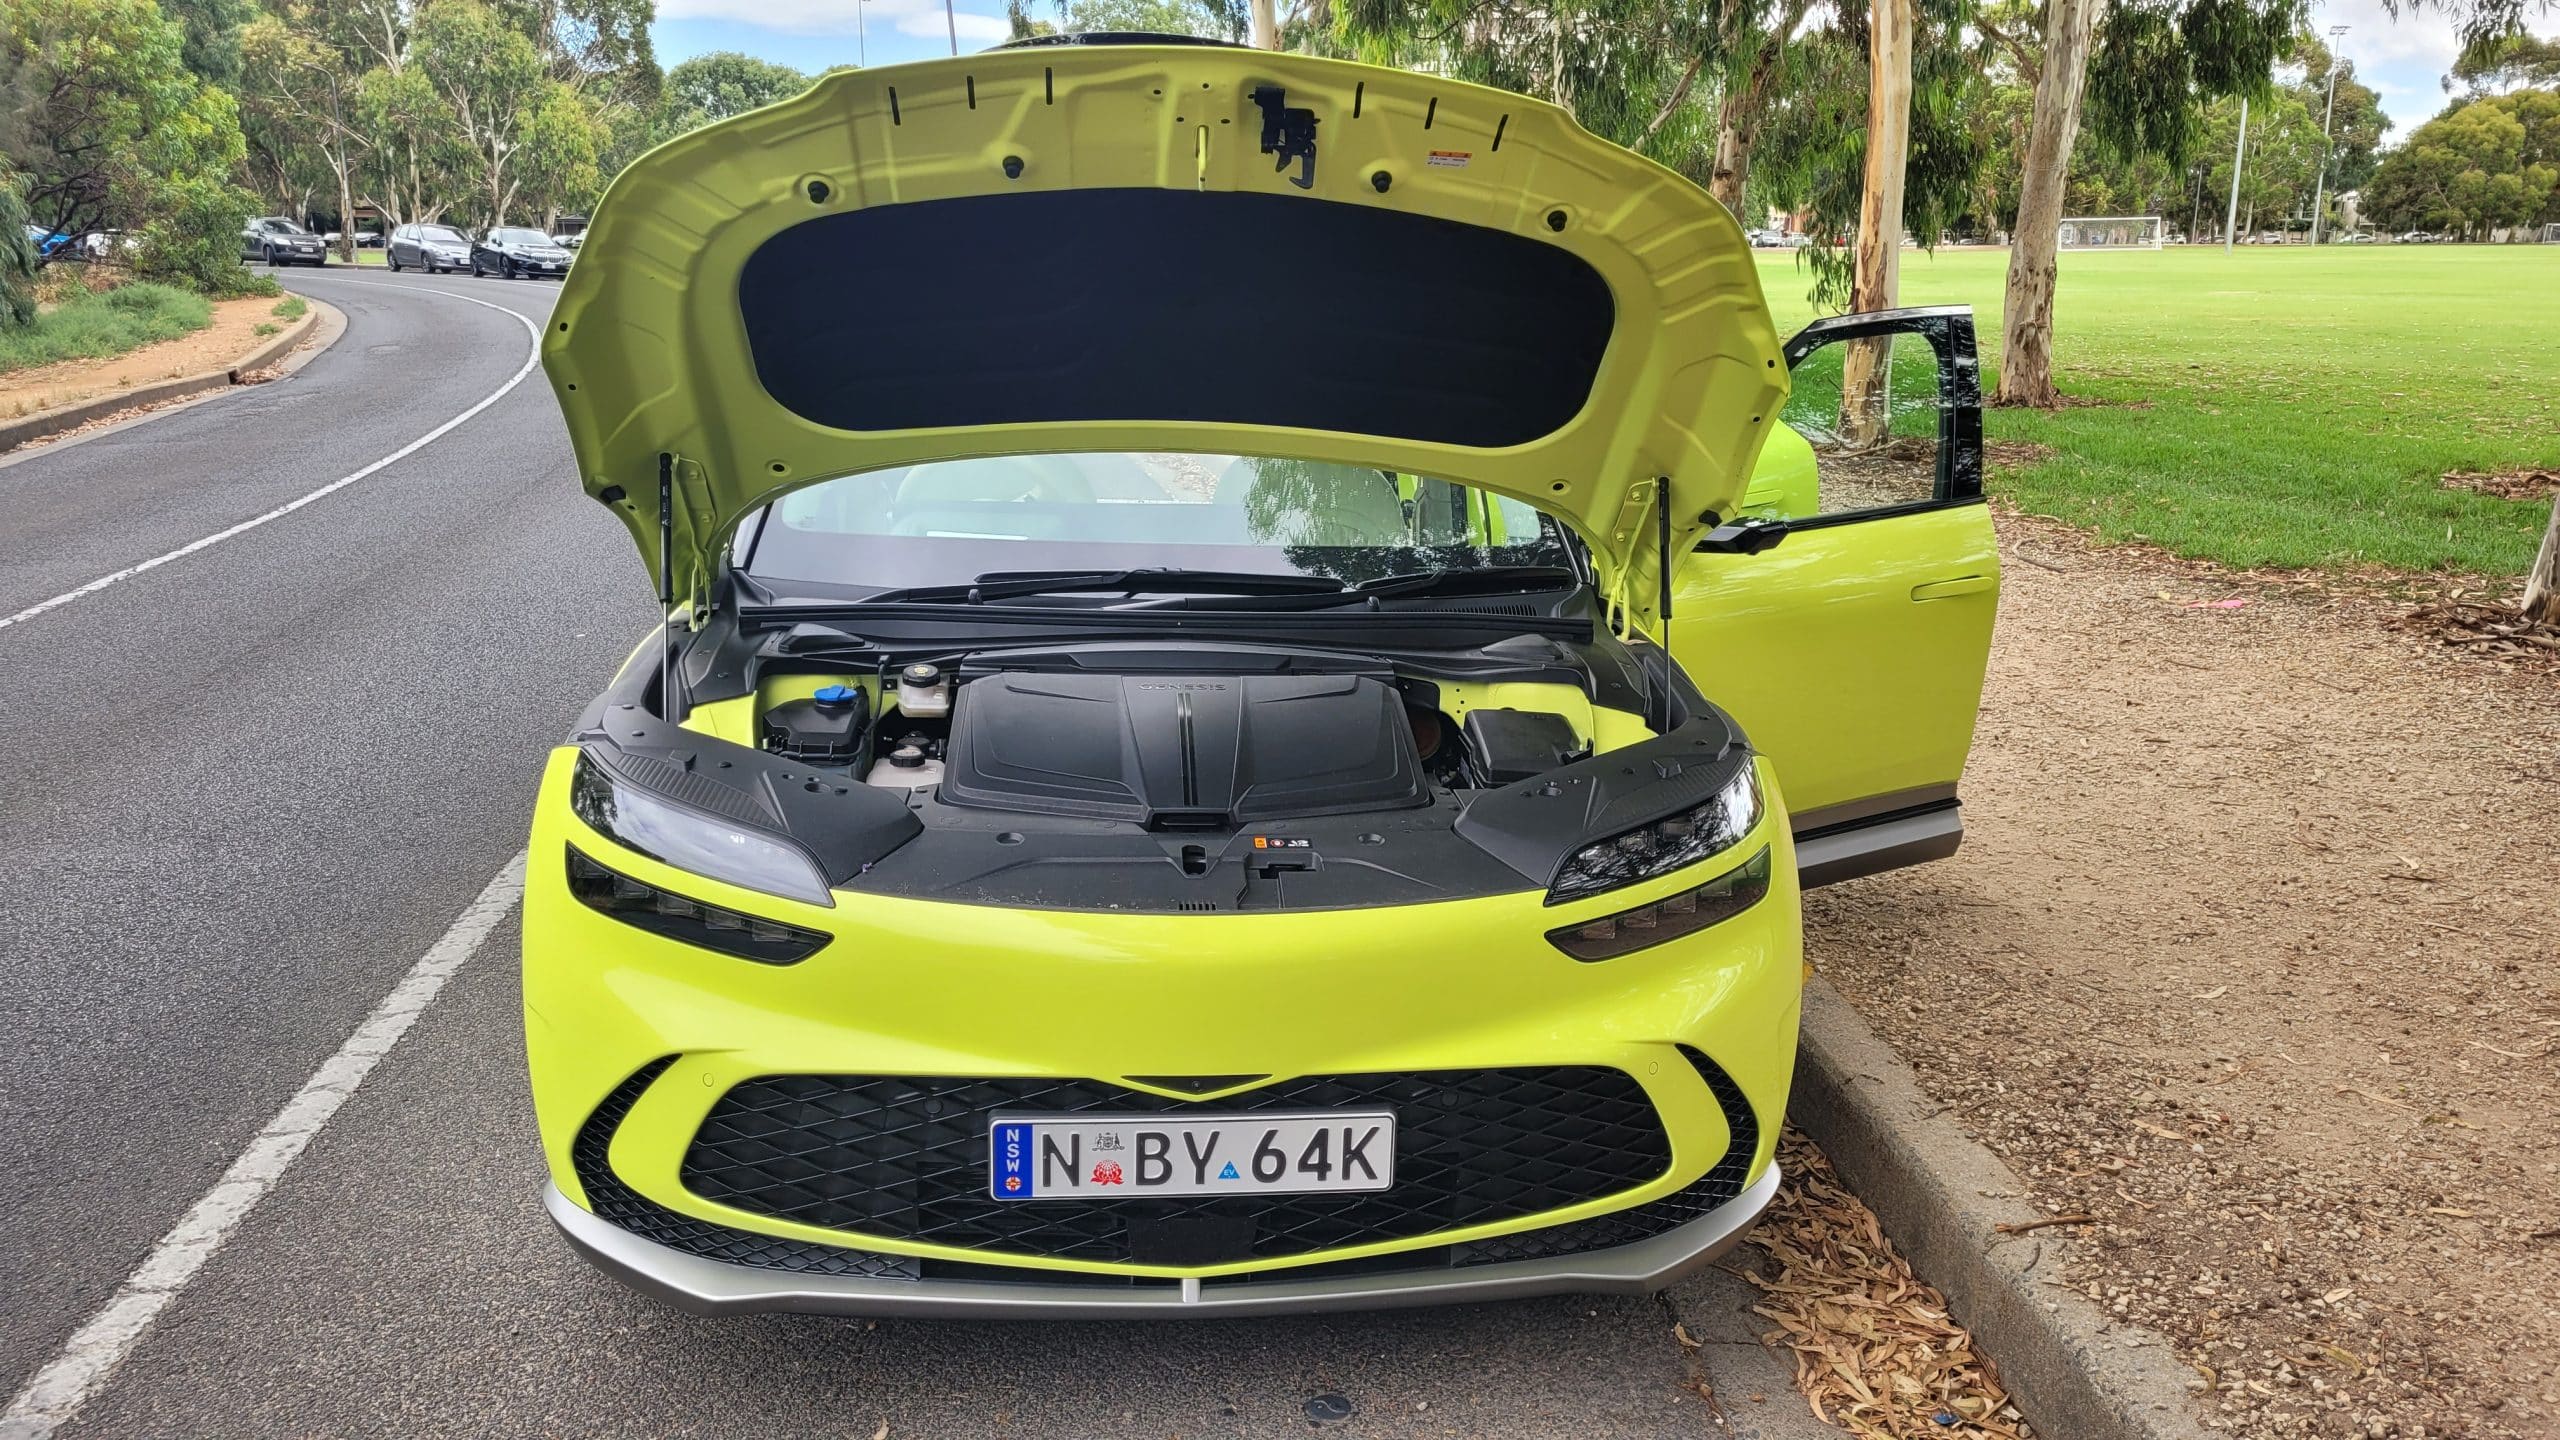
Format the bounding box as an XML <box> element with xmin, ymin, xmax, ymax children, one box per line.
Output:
<box><xmin>0</xmin><ymin>171</ymin><xmax>34</xmax><ymax>330</ymax></box>
<box><xmin>133</xmin><ymin>172</ymin><xmax>276</xmax><ymax>298</ymax></box>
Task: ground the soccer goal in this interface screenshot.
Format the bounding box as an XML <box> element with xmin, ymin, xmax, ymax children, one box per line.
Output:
<box><xmin>2057</xmin><ymin>216</ymin><xmax>2165</xmax><ymax>250</ymax></box>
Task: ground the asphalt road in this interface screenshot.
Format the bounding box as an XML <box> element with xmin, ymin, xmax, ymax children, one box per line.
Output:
<box><xmin>0</xmin><ymin>268</ymin><xmax>1835</xmax><ymax>1439</ymax></box>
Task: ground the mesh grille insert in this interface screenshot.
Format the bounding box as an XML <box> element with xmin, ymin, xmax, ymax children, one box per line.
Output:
<box><xmin>681</xmin><ymin>1067</ymin><xmax>1671</xmax><ymax>1264</ymax></box>
<box><xmin>1449</xmin><ymin>1047</ymin><xmax>1761</xmax><ymax>1266</ymax></box>
<box><xmin>569</xmin><ymin>1059</ymin><xmax>917</xmax><ymax>1280</ymax></box>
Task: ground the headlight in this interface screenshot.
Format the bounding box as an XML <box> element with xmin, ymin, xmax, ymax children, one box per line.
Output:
<box><xmin>1545</xmin><ymin>763</ymin><xmax>1762</xmax><ymax>905</ymax></box>
<box><xmin>565</xmin><ymin>847</ymin><xmax>828</xmax><ymax>964</ymax></box>
<box><xmin>569</xmin><ymin>751</ymin><xmax>834</xmax><ymax>907</ymax></box>
<box><xmin>1547</xmin><ymin>847</ymin><xmax>1771</xmax><ymax>960</ymax></box>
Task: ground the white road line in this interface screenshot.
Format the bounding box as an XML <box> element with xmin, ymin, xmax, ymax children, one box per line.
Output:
<box><xmin>0</xmin><ymin>850</ymin><xmax>531</xmax><ymax>1440</ymax></box>
<box><xmin>0</xmin><ymin>278</ymin><xmax>544</xmax><ymax>636</ymax></box>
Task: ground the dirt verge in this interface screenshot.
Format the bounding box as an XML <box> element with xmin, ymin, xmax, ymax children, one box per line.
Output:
<box><xmin>1808</xmin><ymin>514</ymin><xmax>2560</xmax><ymax>1439</ymax></box>
<box><xmin>0</xmin><ymin>296</ymin><xmax>295</xmax><ymax>420</ymax></box>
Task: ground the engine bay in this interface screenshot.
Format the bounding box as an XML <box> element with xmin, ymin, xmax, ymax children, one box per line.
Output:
<box><xmin>599</xmin><ymin>633</ymin><xmax>1743</xmax><ymax>913</ymax></box>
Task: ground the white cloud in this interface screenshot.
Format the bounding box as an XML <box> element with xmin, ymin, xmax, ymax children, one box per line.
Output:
<box><xmin>658</xmin><ymin>0</ymin><xmax>1009</xmax><ymax>41</ymax></box>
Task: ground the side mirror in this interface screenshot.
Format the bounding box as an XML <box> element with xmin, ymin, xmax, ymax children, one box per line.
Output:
<box><xmin>1697</xmin><ymin>518</ymin><xmax>1789</xmax><ymax>555</ymax></box>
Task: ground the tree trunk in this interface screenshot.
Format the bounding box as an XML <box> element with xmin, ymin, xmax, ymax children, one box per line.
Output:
<box><xmin>1995</xmin><ymin>0</ymin><xmax>2100</xmax><ymax>408</ymax></box>
<box><xmin>1710</xmin><ymin>113</ymin><xmax>1751</xmax><ymax>213</ymax></box>
<box><xmin>1709</xmin><ymin>0</ymin><xmax>1812</xmax><ymax>220</ymax></box>
<box><xmin>336</xmin><ymin>164</ymin><xmax>357</xmax><ymax>264</ymax></box>
<box><xmin>2524</xmin><ymin>493</ymin><xmax>2560</xmax><ymax>628</ymax></box>
<box><xmin>1249</xmin><ymin>0</ymin><xmax>1278</xmax><ymax>49</ymax></box>
<box><xmin>1841</xmin><ymin>0</ymin><xmax>1913</xmax><ymax>447</ymax></box>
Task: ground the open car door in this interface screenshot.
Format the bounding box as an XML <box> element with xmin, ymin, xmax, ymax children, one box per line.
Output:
<box><xmin>1666</xmin><ymin>306</ymin><xmax>2000</xmax><ymax>887</ymax></box>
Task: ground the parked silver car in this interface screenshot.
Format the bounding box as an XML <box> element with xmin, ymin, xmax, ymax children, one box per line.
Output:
<box><xmin>387</xmin><ymin>222</ymin><xmax>475</xmax><ymax>274</ymax></box>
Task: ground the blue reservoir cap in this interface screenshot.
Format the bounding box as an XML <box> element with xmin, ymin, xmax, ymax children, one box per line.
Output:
<box><xmin>813</xmin><ymin>684</ymin><xmax>857</xmax><ymax>705</ymax></box>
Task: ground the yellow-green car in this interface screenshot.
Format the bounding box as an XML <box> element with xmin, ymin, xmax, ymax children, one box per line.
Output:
<box><xmin>526</xmin><ymin>37</ymin><xmax>1998</xmax><ymax>1317</ymax></box>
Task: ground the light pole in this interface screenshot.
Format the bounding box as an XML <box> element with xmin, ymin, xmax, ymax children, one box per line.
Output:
<box><xmin>945</xmin><ymin>0</ymin><xmax>958</xmax><ymax>55</ymax></box>
<box><xmin>2223</xmin><ymin>94</ymin><xmax>2249</xmax><ymax>254</ymax></box>
<box><xmin>856</xmin><ymin>0</ymin><xmax>867</xmax><ymax>66</ymax></box>
<box><xmin>2310</xmin><ymin>25</ymin><xmax>2349</xmax><ymax>245</ymax></box>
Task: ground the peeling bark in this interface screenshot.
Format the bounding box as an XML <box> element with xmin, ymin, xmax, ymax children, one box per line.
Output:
<box><xmin>2526</xmin><ymin>495</ymin><xmax>2560</xmax><ymax>628</ymax></box>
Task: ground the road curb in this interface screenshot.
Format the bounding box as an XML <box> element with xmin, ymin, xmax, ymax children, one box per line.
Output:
<box><xmin>0</xmin><ymin>298</ymin><xmax>331</xmax><ymax>457</ymax></box>
<box><xmin>1789</xmin><ymin>976</ymin><xmax>2213</xmax><ymax>1440</ymax></box>
<box><xmin>229</xmin><ymin>302</ymin><xmax>323</xmax><ymax>379</ymax></box>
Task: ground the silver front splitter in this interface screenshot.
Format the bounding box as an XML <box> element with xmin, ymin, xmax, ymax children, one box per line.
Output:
<box><xmin>545</xmin><ymin>1165</ymin><xmax>1779</xmax><ymax>1320</ymax></box>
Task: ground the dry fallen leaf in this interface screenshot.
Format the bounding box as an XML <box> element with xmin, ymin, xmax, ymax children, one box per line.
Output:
<box><xmin>1742</xmin><ymin>1132</ymin><xmax>2030</xmax><ymax>1440</ymax></box>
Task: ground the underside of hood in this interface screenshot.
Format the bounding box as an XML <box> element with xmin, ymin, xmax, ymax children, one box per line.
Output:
<box><xmin>542</xmin><ymin>42</ymin><xmax>1786</xmax><ymax>624</ymax></box>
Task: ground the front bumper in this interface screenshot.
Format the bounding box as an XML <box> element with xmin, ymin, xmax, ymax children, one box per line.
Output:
<box><xmin>546</xmin><ymin>1163</ymin><xmax>1778</xmax><ymax>1318</ymax></box>
<box><xmin>523</xmin><ymin>747</ymin><xmax>1805</xmax><ymax>1306</ymax></box>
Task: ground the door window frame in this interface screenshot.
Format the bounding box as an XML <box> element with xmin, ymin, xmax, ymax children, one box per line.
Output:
<box><xmin>1769</xmin><ymin>305</ymin><xmax>1985</xmax><ymax>534</ymax></box>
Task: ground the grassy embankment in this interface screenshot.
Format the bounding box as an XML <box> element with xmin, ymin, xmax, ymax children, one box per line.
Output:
<box><xmin>0</xmin><ymin>282</ymin><xmax>214</xmax><ymax>376</ymax></box>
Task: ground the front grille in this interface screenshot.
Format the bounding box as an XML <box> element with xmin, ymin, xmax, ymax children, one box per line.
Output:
<box><xmin>681</xmin><ymin>1068</ymin><xmax>1672</xmax><ymax>1264</ymax></box>
<box><xmin>572</xmin><ymin>1049</ymin><xmax>1761</xmax><ymax>1280</ymax></box>
<box><xmin>1450</xmin><ymin>1047</ymin><xmax>1760</xmax><ymax>1264</ymax></box>
<box><xmin>570</xmin><ymin>1059</ymin><xmax>916</xmax><ymax>1280</ymax></box>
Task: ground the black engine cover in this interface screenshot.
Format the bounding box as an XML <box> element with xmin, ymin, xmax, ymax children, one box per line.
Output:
<box><xmin>939</xmin><ymin>672</ymin><xmax>1429</xmax><ymax>827</ymax></box>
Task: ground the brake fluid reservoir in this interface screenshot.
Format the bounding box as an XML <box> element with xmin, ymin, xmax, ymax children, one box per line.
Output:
<box><xmin>865</xmin><ymin>744</ymin><xmax>945</xmax><ymax>790</ymax></box>
<box><xmin>895</xmin><ymin>662</ymin><xmax>951</xmax><ymax>718</ymax></box>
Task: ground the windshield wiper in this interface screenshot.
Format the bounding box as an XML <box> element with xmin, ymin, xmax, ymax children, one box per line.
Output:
<box><xmin>1343</xmin><ymin>567</ymin><xmax>1581</xmax><ymax>600</ymax></box>
<box><xmin>857</xmin><ymin>568</ymin><xmax>1348</xmax><ymax>605</ymax></box>
<box><xmin>1120</xmin><ymin>566</ymin><xmax>1582</xmax><ymax>612</ymax></box>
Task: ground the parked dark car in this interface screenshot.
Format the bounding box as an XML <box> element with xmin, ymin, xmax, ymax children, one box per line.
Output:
<box><xmin>241</xmin><ymin>217</ymin><xmax>325</xmax><ymax>266</ymax></box>
<box><xmin>470</xmin><ymin>227</ymin><xmax>573</xmax><ymax>279</ymax></box>
<box><xmin>387</xmin><ymin>222</ymin><xmax>475</xmax><ymax>274</ymax></box>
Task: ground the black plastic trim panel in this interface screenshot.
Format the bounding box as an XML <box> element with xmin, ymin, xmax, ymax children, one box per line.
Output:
<box><xmin>570</xmin><ymin>1060</ymin><xmax>919</xmax><ymax>1280</ymax></box>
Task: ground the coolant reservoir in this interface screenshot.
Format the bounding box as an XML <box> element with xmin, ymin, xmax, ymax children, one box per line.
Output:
<box><xmin>895</xmin><ymin>662</ymin><xmax>951</xmax><ymax>718</ymax></box>
<box><xmin>865</xmin><ymin>743</ymin><xmax>945</xmax><ymax>790</ymax></box>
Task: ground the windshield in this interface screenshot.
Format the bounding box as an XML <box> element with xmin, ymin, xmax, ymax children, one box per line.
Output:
<box><xmin>491</xmin><ymin>228</ymin><xmax>550</xmax><ymax>245</ymax></box>
<box><xmin>744</xmin><ymin>452</ymin><xmax>1575</xmax><ymax>592</ymax></box>
<box><xmin>265</xmin><ymin>220</ymin><xmax>307</xmax><ymax>234</ymax></box>
<box><xmin>421</xmin><ymin>226</ymin><xmax>467</xmax><ymax>243</ymax></box>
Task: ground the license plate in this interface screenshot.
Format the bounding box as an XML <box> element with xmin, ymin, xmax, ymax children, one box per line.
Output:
<box><xmin>989</xmin><ymin>1112</ymin><xmax>1394</xmax><ymax>1200</ymax></box>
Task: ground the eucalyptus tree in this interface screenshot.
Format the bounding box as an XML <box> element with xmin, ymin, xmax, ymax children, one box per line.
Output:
<box><xmin>1330</xmin><ymin>0</ymin><xmax>1732</xmax><ymax>168</ymax></box>
<box><xmin>412</xmin><ymin>0</ymin><xmax>553</xmax><ymax>224</ymax></box>
<box><xmin>240</xmin><ymin>2</ymin><xmax>378</xmax><ymax>259</ymax></box>
<box><xmin>1984</xmin><ymin>0</ymin><xmax>2300</xmax><ymax>406</ymax></box>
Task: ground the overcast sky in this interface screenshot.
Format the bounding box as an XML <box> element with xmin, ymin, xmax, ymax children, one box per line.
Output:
<box><xmin>648</xmin><ymin>0</ymin><xmax>2560</xmax><ymax>142</ymax></box>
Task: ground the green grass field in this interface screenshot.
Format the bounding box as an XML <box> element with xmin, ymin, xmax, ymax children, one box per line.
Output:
<box><xmin>1750</xmin><ymin>246</ymin><xmax>2560</xmax><ymax>577</ymax></box>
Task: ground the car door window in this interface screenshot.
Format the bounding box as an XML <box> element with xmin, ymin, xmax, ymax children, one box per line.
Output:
<box><xmin>1739</xmin><ymin>311</ymin><xmax>1983</xmax><ymax>525</ymax></box>
<box><xmin>1784</xmin><ymin>335</ymin><xmax>1944</xmax><ymax>515</ymax></box>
